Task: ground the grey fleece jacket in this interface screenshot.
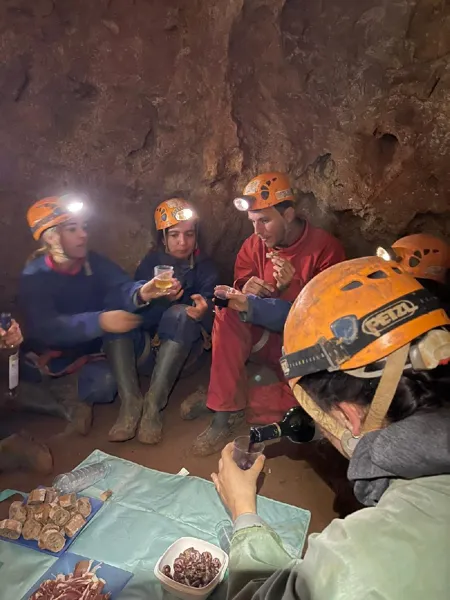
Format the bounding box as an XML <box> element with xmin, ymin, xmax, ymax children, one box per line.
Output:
<box><xmin>348</xmin><ymin>408</ymin><xmax>450</xmax><ymax>506</ymax></box>
<box><xmin>227</xmin><ymin>408</ymin><xmax>450</xmax><ymax>600</ymax></box>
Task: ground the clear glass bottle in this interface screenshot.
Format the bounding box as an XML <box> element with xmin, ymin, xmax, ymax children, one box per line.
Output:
<box><xmin>0</xmin><ymin>312</ymin><xmax>19</xmax><ymax>398</ymax></box>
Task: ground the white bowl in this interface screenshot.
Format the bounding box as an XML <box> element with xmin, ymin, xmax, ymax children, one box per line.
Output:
<box><xmin>154</xmin><ymin>536</ymin><xmax>229</xmax><ymax>600</ymax></box>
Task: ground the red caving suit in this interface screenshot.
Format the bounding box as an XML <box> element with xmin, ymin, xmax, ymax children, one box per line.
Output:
<box><xmin>207</xmin><ymin>221</ymin><xmax>346</xmax><ymax>423</ymax></box>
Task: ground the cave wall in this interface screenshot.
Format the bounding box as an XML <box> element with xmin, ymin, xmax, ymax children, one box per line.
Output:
<box><xmin>0</xmin><ymin>0</ymin><xmax>449</xmax><ymax>307</ymax></box>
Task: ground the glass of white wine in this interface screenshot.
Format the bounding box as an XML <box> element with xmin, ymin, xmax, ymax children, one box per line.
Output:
<box><xmin>154</xmin><ymin>265</ymin><xmax>174</xmax><ymax>291</ymax></box>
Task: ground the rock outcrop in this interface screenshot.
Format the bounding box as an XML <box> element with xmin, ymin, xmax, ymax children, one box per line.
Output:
<box><xmin>0</xmin><ymin>0</ymin><xmax>449</xmax><ymax>305</ymax></box>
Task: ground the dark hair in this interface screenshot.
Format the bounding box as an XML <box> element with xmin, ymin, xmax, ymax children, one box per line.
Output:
<box><xmin>154</xmin><ymin>221</ymin><xmax>203</xmax><ymax>253</ymax></box>
<box><xmin>299</xmin><ymin>363</ymin><xmax>450</xmax><ymax>423</ymax></box>
<box><xmin>274</xmin><ymin>201</ymin><xmax>294</xmax><ymax>215</ymax></box>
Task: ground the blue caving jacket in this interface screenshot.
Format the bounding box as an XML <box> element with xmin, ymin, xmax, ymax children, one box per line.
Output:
<box><xmin>244</xmin><ymin>296</ymin><xmax>292</xmax><ymax>333</ymax></box>
<box><xmin>19</xmin><ymin>251</ymin><xmax>144</xmax><ymax>355</ymax></box>
<box><xmin>135</xmin><ymin>248</ymin><xmax>219</xmax><ymax>329</ymax></box>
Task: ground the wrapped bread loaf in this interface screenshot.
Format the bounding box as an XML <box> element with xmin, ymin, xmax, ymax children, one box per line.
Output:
<box><xmin>75</xmin><ymin>497</ymin><xmax>92</xmax><ymax>518</ymax></box>
<box><xmin>9</xmin><ymin>501</ymin><xmax>27</xmax><ymax>524</ymax></box>
<box><xmin>27</xmin><ymin>489</ymin><xmax>46</xmax><ymax>505</ymax></box>
<box><xmin>59</xmin><ymin>493</ymin><xmax>77</xmax><ymax>509</ymax></box>
<box><xmin>38</xmin><ymin>528</ymin><xmax>65</xmax><ymax>552</ymax></box>
<box><xmin>22</xmin><ymin>519</ymin><xmax>42</xmax><ymax>541</ymax></box>
<box><xmin>41</xmin><ymin>523</ymin><xmax>61</xmax><ymax>535</ymax></box>
<box><xmin>33</xmin><ymin>504</ymin><xmax>50</xmax><ymax>524</ymax></box>
<box><xmin>0</xmin><ymin>519</ymin><xmax>22</xmax><ymax>540</ymax></box>
<box><xmin>49</xmin><ymin>505</ymin><xmax>70</xmax><ymax>527</ymax></box>
<box><xmin>44</xmin><ymin>488</ymin><xmax>58</xmax><ymax>504</ymax></box>
<box><xmin>65</xmin><ymin>513</ymin><xmax>86</xmax><ymax>538</ymax></box>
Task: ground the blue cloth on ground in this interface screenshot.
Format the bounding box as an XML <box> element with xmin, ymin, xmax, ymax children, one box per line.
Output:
<box><xmin>0</xmin><ymin>450</ymin><xmax>310</xmax><ymax>600</ymax></box>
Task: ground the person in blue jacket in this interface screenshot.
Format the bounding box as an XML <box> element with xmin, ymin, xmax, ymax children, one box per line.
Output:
<box><xmin>20</xmin><ymin>194</ymin><xmax>181</xmax><ymax>441</ymax></box>
<box><xmin>133</xmin><ymin>197</ymin><xmax>219</xmax><ymax>444</ymax></box>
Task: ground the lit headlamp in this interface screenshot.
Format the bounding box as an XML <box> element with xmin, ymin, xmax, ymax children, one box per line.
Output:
<box><xmin>59</xmin><ymin>194</ymin><xmax>86</xmax><ymax>215</ymax></box>
<box><xmin>376</xmin><ymin>246</ymin><xmax>400</xmax><ymax>262</ymax></box>
<box><xmin>233</xmin><ymin>196</ymin><xmax>254</xmax><ymax>211</ymax></box>
<box><xmin>175</xmin><ymin>208</ymin><xmax>195</xmax><ymax>221</ymax></box>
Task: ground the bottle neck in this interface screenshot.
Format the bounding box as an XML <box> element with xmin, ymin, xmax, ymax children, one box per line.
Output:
<box><xmin>250</xmin><ymin>423</ymin><xmax>281</xmax><ymax>443</ymax></box>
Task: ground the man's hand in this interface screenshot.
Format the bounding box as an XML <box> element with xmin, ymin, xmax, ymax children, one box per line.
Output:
<box><xmin>214</xmin><ymin>285</ymin><xmax>249</xmax><ymax>313</ymax></box>
<box><xmin>242</xmin><ymin>276</ymin><xmax>275</xmax><ymax>298</ymax></box>
<box><xmin>0</xmin><ymin>320</ymin><xmax>23</xmax><ymax>349</ymax></box>
<box><xmin>186</xmin><ymin>294</ymin><xmax>208</xmax><ymax>321</ymax></box>
<box><xmin>270</xmin><ymin>255</ymin><xmax>295</xmax><ymax>291</ymax></box>
<box><xmin>99</xmin><ymin>310</ymin><xmax>142</xmax><ymax>333</ymax></box>
<box><xmin>138</xmin><ymin>278</ymin><xmax>182</xmax><ymax>303</ymax></box>
<box><xmin>211</xmin><ymin>442</ymin><xmax>265</xmax><ymax>521</ymax></box>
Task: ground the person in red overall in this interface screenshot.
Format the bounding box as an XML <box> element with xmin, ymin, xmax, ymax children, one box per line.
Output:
<box><xmin>181</xmin><ymin>171</ymin><xmax>346</xmax><ymax>456</ymax></box>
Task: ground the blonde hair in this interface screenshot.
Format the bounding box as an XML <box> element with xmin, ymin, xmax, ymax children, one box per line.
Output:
<box><xmin>26</xmin><ymin>226</ymin><xmax>67</xmax><ymax>264</ymax></box>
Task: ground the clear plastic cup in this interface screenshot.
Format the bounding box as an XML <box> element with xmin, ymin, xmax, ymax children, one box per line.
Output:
<box><xmin>154</xmin><ymin>265</ymin><xmax>174</xmax><ymax>291</ymax></box>
<box><xmin>233</xmin><ymin>435</ymin><xmax>265</xmax><ymax>470</ymax></box>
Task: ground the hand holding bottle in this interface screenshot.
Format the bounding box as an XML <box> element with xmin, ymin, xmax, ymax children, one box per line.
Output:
<box><xmin>0</xmin><ymin>319</ymin><xmax>23</xmax><ymax>349</ymax></box>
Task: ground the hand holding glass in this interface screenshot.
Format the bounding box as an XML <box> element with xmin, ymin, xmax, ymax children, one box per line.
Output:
<box><xmin>154</xmin><ymin>265</ymin><xmax>174</xmax><ymax>291</ymax></box>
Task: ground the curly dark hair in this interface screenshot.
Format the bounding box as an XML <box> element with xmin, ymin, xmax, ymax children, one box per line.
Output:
<box><xmin>299</xmin><ymin>363</ymin><xmax>450</xmax><ymax>423</ymax></box>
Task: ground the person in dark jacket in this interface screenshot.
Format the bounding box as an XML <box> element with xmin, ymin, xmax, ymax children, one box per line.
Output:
<box><xmin>134</xmin><ymin>197</ymin><xmax>219</xmax><ymax>444</ymax></box>
<box><xmin>20</xmin><ymin>194</ymin><xmax>181</xmax><ymax>441</ymax></box>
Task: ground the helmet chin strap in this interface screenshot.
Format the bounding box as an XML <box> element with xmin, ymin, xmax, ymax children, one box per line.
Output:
<box><xmin>360</xmin><ymin>344</ymin><xmax>410</xmax><ymax>434</ymax></box>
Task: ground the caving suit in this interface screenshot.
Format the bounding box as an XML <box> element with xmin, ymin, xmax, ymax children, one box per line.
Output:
<box><xmin>135</xmin><ymin>248</ymin><xmax>219</xmax><ymax>370</ymax></box>
<box><xmin>207</xmin><ymin>222</ymin><xmax>346</xmax><ymax>423</ymax></box>
<box><xmin>19</xmin><ymin>251</ymin><xmax>150</xmax><ymax>404</ymax></box>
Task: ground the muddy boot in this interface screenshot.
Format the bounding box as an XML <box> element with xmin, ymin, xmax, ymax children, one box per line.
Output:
<box><xmin>0</xmin><ymin>433</ymin><xmax>53</xmax><ymax>474</ymax></box>
<box><xmin>180</xmin><ymin>386</ymin><xmax>210</xmax><ymax>420</ymax></box>
<box><xmin>48</xmin><ymin>376</ymin><xmax>93</xmax><ymax>436</ymax></box>
<box><xmin>10</xmin><ymin>381</ymin><xmax>72</xmax><ymax>421</ymax></box>
<box><xmin>70</xmin><ymin>403</ymin><xmax>93</xmax><ymax>435</ymax></box>
<box><xmin>192</xmin><ymin>410</ymin><xmax>245</xmax><ymax>456</ymax></box>
<box><xmin>104</xmin><ymin>337</ymin><xmax>144</xmax><ymax>442</ymax></box>
<box><xmin>138</xmin><ymin>339</ymin><xmax>189</xmax><ymax>445</ymax></box>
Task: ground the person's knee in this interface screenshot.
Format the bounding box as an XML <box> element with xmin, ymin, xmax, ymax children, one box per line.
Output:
<box><xmin>159</xmin><ymin>304</ymin><xmax>201</xmax><ymax>345</ymax></box>
<box><xmin>78</xmin><ymin>361</ymin><xmax>117</xmax><ymax>405</ymax></box>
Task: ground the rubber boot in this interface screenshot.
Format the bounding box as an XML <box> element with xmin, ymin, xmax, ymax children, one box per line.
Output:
<box><xmin>49</xmin><ymin>376</ymin><xmax>93</xmax><ymax>436</ymax></box>
<box><xmin>104</xmin><ymin>337</ymin><xmax>144</xmax><ymax>442</ymax></box>
<box><xmin>0</xmin><ymin>433</ymin><xmax>53</xmax><ymax>474</ymax></box>
<box><xmin>9</xmin><ymin>381</ymin><xmax>72</xmax><ymax>421</ymax></box>
<box><xmin>138</xmin><ymin>339</ymin><xmax>190</xmax><ymax>445</ymax></box>
<box><xmin>180</xmin><ymin>386</ymin><xmax>210</xmax><ymax>420</ymax></box>
<box><xmin>192</xmin><ymin>410</ymin><xmax>245</xmax><ymax>456</ymax></box>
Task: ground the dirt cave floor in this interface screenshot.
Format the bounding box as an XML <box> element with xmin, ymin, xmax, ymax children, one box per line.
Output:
<box><xmin>0</xmin><ymin>362</ymin><xmax>361</xmax><ymax>539</ymax></box>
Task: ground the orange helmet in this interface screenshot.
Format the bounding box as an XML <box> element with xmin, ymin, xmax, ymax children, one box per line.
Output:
<box><xmin>281</xmin><ymin>257</ymin><xmax>450</xmax><ymax>444</ymax></box>
<box><xmin>27</xmin><ymin>194</ymin><xmax>86</xmax><ymax>240</ymax></box>
<box><xmin>233</xmin><ymin>172</ymin><xmax>294</xmax><ymax>211</ymax></box>
<box><xmin>154</xmin><ymin>198</ymin><xmax>197</xmax><ymax>231</ymax></box>
<box><xmin>380</xmin><ymin>234</ymin><xmax>450</xmax><ymax>284</ymax></box>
